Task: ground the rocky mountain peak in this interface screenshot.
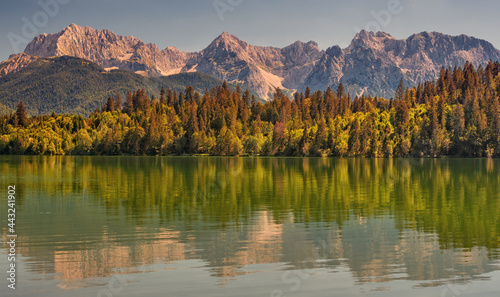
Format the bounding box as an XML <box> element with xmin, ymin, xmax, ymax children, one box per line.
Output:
<box><xmin>284</xmin><ymin>40</ymin><xmax>320</xmax><ymax>52</ymax></box>
<box><xmin>354</xmin><ymin>29</ymin><xmax>372</xmax><ymax>39</ymax></box>
<box><xmin>18</xmin><ymin>25</ymin><xmax>500</xmax><ymax>100</ymax></box>
<box><xmin>208</xmin><ymin>31</ymin><xmax>247</xmax><ymax>51</ymax></box>
<box><xmin>219</xmin><ymin>31</ymin><xmax>231</xmax><ymax>39</ymax></box>
<box><xmin>325</xmin><ymin>45</ymin><xmax>343</xmax><ymax>57</ymax></box>
<box><xmin>63</xmin><ymin>23</ymin><xmax>83</xmax><ymax>32</ymax></box>
<box><xmin>349</xmin><ymin>30</ymin><xmax>394</xmax><ymax>50</ymax></box>
<box><xmin>0</xmin><ymin>53</ymin><xmax>40</xmax><ymax>78</ymax></box>
<box><xmin>306</xmin><ymin>40</ymin><xmax>319</xmax><ymax>48</ymax></box>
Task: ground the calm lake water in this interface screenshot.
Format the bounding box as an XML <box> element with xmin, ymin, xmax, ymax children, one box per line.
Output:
<box><xmin>1</xmin><ymin>156</ymin><xmax>499</xmax><ymax>296</ymax></box>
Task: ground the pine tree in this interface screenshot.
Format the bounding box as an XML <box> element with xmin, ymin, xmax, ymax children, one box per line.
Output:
<box><xmin>103</xmin><ymin>97</ymin><xmax>115</xmax><ymax>112</ymax></box>
<box><xmin>305</xmin><ymin>87</ymin><xmax>311</xmax><ymax>99</ymax></box>
<box><xmin>452</xmin><ymin>104</ymin><xmax>465</xmax><ymax>154</ymax></box>
<box><xmin>16</xmin><ymin>101</ymin><xmax>28</xmax><ymax>127</ymax></box>
<box><xmin>123</xmin><ymin>91</ymin><xmax>134</xmax><ymax>114</ymax></box>
<box><xmin>115</xmin><ymin>93</ymin><xmax>122</xmax><ymax>110</ymax></box>
<box><xmin>272</xmin><ymin>121</ymin><xmax>286</xmax><ymax>155</ymax></box>
<box><xmin>243</xmin><ymin>89</ymin><xmax>251</xmax><ymax>107</ymax></box>
<box><xmin>395</xmin><ymin>99</ymin><xmax>409</xmax><ymax>136</ymax></box>
<box><xmin>167</xmin><ymin>87</ymin><xmax>174</xmax><ymax>106</ymax></box>
<box><xmin>160</xmin><ymin>86</ymin><xmax>166</xmax><ymax>105</ymax></box>
<box><xmin>395</xmin><ymin>78</ymin><xmax>405</xmax><ymax>101</ymax></box>
<box><xmin>349</xmin><ymin>118</ymin><xmax>361</xmax><ymax>156</ymax></box>
<box><xmin>337</xmin><ymin>83</ymin><xmax>345</xmax><ymax>99</ymax></box>
<box><xmin>298</xmin><ymin>124</ymin><xmax>310</xmax><ymax>156</ymax></box>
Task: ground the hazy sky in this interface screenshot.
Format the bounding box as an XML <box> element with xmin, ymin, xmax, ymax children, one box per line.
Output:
<box><xmin>1</xmin><ymin>0</ymin><xmax>500</xmax><ymax>61</ymax></box>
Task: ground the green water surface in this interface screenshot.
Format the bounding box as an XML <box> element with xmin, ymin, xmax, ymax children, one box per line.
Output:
<box><xmin>1</xmin><ymin>156</ymin><xmax>499</xmax><ymax>296</ymax></box>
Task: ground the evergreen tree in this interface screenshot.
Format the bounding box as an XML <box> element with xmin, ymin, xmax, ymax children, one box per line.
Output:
<box><xmin>160</xmin><ymin>86</ymin><xmax>166</xmax><ymax>105</ymax></box>
<box><xmin>16</xmin><ymin>101</ymin><xmax>28</xmax><ymax>127</ymax></box>
<box><xmin>167</xmin><ymin>87</ymin><xmax>174</xmax><ymax>106</ymax></box>
<box><xmin>103</xmin><ymin>97</ymin><xmax>115</xmax><ymax>112</ymax></box>
<box><xmin>305</xmin><ymin>86</ymin><xmax>311</xmax><ymax>99</ymax></box>
<box><xmin>115</xmin><ymin>93</ymin><xmax>122</xmax><ymax>110</ymax></box>
<box><xmin>395</xmin><ymin>78</ymin><xmax>405</xmax><ymax>101</ymax></box>
<box><xmin>123</xmin><ymin>91</ymin><xmax>133</xmax><ymax>114</ymax></box>
<box><xmin>337</xmin><ymin>83</ymin><xmax>345</xmax><ymax>99</ymax></box>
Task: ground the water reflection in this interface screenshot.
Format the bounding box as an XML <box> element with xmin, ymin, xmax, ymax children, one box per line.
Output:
<box><xmin>1</xmin><ymin>156</ymin><xmax>499</xmax><ymax>294</ymax></box>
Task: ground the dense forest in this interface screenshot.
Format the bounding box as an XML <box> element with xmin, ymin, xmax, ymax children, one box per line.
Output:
<box><xmin>2</xmin><ymin>61</ymin><xmax>500</xmax><ymax>157</ymax></box>
<box><xmin>0</xmin><ymin>55</ymin><xmax>234</xmax><ymax>116</ymax></box>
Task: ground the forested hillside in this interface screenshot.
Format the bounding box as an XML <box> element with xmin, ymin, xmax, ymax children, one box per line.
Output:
<box><xmin>0</xmin><ymin>55</ymin><xmax>233</xmax><ymax>116</ymax></box>
<box><xmin>2</xmin><ymin>61</ymin><xmax>500</xmax><ymax>157</ymax></box>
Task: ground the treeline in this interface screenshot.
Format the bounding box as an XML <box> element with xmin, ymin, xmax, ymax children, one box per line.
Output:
<box><xmin>2</xmin><ymin>61</ymin><xmax>500</xmax><ymax>157</ymax></box>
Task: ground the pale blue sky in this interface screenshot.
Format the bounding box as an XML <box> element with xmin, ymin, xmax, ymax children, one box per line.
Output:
<box><xmin>1</xmin><ymin>0</ymin><xmax>499</xmax><ymax>61</ymax></box>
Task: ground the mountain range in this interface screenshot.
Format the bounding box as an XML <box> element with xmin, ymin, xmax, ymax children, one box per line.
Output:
<box><xmin>2</xmin><ymin>23</ymin><xmax>500</xmax><ymax>115</ymax></box>
<box><xmin>18</xmin><ymin>24</ymin><xmax>500</xmax><ymax>100</ymax></box>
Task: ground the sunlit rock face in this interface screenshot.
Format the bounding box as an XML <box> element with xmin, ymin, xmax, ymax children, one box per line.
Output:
<box><xmin>22</xmin><ymin>25</ymin><xmax>500</xmax><ymax>100</ymax></box>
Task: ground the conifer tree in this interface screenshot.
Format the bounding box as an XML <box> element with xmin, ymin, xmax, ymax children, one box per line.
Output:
<box><xmin>16</xmin><ymin>101</ymin><xmax>28</xmax><ymax>127</ymax></box>
<box><xmin>115</xmin><ymin>93</ymin><xmax>122</xmax><ymax>110</ymax></box>
<box><xmin>395</xmin><ymin>78</ymin><xmax>405</xmax><ymax>101</ymax></box>
<box><xmin>160</xmin><ymin>86</ymin><xmax>166</xmax><ymax>105</ymax></box>
<box><xmin>123</xmin><ymin>91</ymin><xmax>133</xmax><ymax>114</ymax></box>
<box><xmin>337</xmin><ymin>83</ymin><xmax>345</xmax><ymax>99</ymax></box>
<box><xmin>103</xmin><ymin>97</ymin><xmax>115</xmax><ymax>112</ymax></box>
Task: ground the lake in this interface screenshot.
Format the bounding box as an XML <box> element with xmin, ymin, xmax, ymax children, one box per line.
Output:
<box><xmin>1</xmin><ymin>156</ymin><xmax>499</xmax><ymax>296</ymax></box>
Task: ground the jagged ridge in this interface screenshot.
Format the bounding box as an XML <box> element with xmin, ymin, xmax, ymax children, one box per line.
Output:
<box><xmin>19</xmin><ymin>25</ymin><xmax>500</xmax><ymax>99</ymax></box>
